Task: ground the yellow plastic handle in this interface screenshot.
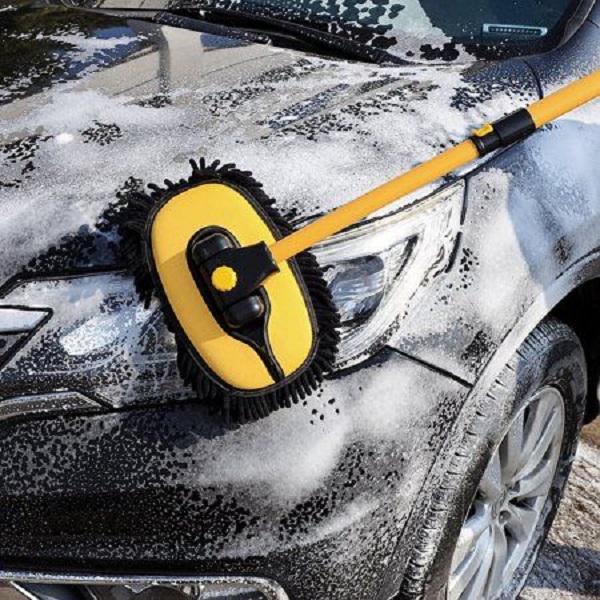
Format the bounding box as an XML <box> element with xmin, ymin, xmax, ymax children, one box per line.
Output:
<box><xmin>529</xmin><ymin>69</ymin><xmax>600</xmax><ymax>128</ymax></box>
<box><xmin>270</xmin><ymin>69</ymin><xmax>600</xmax><ymax>264</ymax></box>
<box><xmin>270</xmin><ymin>141</ymin><xmax>479</xmax><ymax>263</ymax></box>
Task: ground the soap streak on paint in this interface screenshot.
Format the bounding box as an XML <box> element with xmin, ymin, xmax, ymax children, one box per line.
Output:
<box><xmin>0</xmin><ymin>30</ymin><xmax>537</xmax><ymax>291</ymax></box>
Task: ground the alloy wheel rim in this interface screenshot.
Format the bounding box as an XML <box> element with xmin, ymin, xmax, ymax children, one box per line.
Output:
<box><xmin>447</xmin><ymin>386</ymin><xmax>566</xmax><ymax>600</ymax></box>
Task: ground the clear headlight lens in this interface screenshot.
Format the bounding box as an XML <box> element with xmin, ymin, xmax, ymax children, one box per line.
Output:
<box><xmin>312</xmin><ymin>182</ymin><xmax>464</xmax><ymax>366</ymax></box>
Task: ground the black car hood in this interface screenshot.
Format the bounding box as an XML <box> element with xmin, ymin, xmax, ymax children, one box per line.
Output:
<box><xmin>0</xmin><ymin>4</ymin><xmax>540</xmax><ymax>291</ymax></box>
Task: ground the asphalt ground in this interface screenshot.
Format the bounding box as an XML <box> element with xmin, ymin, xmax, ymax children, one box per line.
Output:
<box><xmin>522</xmin><ymin>421</ymin><xmax>600</xmax><ymax>599</ymax></box>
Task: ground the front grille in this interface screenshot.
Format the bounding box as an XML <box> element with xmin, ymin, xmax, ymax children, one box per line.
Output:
<box><xmin>8</xmin><ymin>574</ymin><xmax>289</xmax><ymax>600</ymax></box>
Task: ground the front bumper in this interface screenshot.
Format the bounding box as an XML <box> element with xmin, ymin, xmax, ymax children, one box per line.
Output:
<box><xmin>0</xmin><ymin>349</ymin><xmax>469</xmax><ymax>600</ymax></box>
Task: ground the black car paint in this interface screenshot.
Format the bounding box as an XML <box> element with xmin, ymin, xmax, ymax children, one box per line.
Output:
<box><xmin>0</xmin><ymin>352</ymin><xmax>469</xmax><ymax>600</ymax></box>
<box><xmin>0</xmin><ymin>3</ymin><xmax>599</xmax><ymax>600</ymax></box>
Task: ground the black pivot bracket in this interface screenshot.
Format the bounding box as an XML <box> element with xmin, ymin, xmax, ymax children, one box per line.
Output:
<box><xmin>187</xmin><ymin>229</ymin><xmax>279</xmax><ymax>330</ymax></box>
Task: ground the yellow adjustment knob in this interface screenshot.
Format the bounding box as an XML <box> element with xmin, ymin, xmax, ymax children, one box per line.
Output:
<box><xmin>473</xmin><ymin>122</ymin><xmax>494</xmax><ymax>137</ymax></box>
<box><xmin>211</xmin><ymin>266</ymin><xmax>238</xmax><ymax>292</ymax></box>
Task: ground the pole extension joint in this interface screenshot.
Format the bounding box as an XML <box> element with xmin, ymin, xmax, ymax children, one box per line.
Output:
<box><xmin>470</xmin><ymin>108</ymin><xmax>537</xmax><ymax>157</ymax></box>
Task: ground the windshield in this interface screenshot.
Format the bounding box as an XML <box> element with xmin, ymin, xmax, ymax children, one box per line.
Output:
<box><xmin>184</xmin><ymin>0</ymin><xmax>589</xmax><ymax>61</ymax></box>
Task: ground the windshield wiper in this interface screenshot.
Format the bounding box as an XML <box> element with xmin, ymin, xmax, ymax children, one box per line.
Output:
<box><xmin>69</xmin><ymin>2</ymin><xmax>401</xmax><ymax>65</ymax></box>
<box><xmin>166</xmin><ymin>6</ymin><xmax>400</xmax><ymax>64</ymax></box>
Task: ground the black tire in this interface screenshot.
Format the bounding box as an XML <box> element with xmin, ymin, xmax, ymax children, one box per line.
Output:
<box><xmin>397</xmin><ymin>318</ymin><xmax>587</xmax><ymax>600</ymax></box>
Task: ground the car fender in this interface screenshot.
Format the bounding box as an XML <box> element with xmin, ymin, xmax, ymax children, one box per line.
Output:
<box><xmin>389</xmin><ymin>115</ymin><xmax>600</xmax><ymax>384</ymax></box>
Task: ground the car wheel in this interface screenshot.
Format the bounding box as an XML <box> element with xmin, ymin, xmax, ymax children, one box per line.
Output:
<box><xmin>397</xmin><ymin>319</ymin><xmax>587</xmax><ymax>600</ymax></box>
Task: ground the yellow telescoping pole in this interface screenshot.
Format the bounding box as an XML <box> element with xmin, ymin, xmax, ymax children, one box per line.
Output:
<box><xmin>270</xmin><ymin>69</ymin><xmax>600</xmax><ymax>265</ymax></box>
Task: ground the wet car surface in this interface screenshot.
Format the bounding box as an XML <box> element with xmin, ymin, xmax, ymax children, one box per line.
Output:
<box><xmin>1</xmin><ymin>1</ymin><xmax>600</xmax><ymax>599</ymax></box>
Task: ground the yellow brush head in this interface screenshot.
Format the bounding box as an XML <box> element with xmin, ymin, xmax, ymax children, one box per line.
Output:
<box><xmin>120</xmin><ymin>159</ymin><xmax>339</xmax><ymax>424</ymax></box>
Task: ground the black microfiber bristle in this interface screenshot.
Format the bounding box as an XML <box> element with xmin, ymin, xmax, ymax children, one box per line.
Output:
<box><xmin>118</xmin><ymin>158</ymin><xmax>340</xmax><ymax>425</ymax></box>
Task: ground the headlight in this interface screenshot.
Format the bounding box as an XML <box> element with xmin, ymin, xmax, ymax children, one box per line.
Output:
<box><xmin>312</xmin><ymin>182</ymin><xmax>464</xmax><ymax>366</ymax></box>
